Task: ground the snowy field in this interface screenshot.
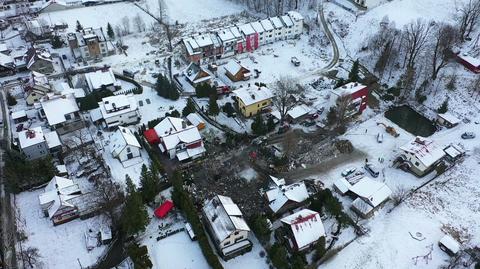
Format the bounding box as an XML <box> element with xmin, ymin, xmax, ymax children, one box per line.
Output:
<box><xmin>39</xmin><ymin>2</ymin><xmax>156</xmax><ymax>31</ymax></box>
<box><xmin>15</xmin><ymin>190</ymin><xmax>107</xmax><ymax>268</ymax></box>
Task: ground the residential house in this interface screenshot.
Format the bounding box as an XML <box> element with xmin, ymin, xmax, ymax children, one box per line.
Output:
<box><xmin>24</xmin><ymin>19</ymin><xmax>52</xmax><ymax>42</ymax></box>
<box><xmin>183</xmin><ymin>62</ymin><xmax>212</xmax><ymax>87</ymax></box>
<box><xmin>286</xmin><ymin>104</ymin><xmax>312</xmax><ymax>123</ymax></box>
<box><xmin>0</xmin><ymin>43</ymin><xmax>11</xmax><ymax>55</ymax></box>
<box><xmin>186</xmin><ymin>113</ymin><xmax>206</xmax><ymax>130</ymax></box>
<box><xmin>24</xmin><ymin>71</ymin><xmax>51</xmax><ymax>105</ymax></box>
<box><xmin>265</xmin><ymin>176</ymin><xmax>309</xmax><ymax>215</ymax></box>
<box><xmin>260</xmin><ymin>19</ymin><xmax>275</xmax><ymax>44</ymax></box>
<box><xmin>85</xmin><ymin>68</ymin><xmax>120</xmax><ymax>92</ymax></box>
<box><xmin>0</xmin><ymin>52</ymin><xmax>15</xmax><ymax>76</ymax></box>
<box><xmin>331</xmin><ymin>82</ymin><xmax>368</xmax><ymax>115</ymax></box>
<box><xmin>250</xmin><ymin>21</ymin><xmax>267</xmax><ymax>46</ymax></box>
<box><xmin>287</xmin><ymin>11</ymin><xmax>304</xmax><ymax>37</ymax></box>
<box><xmin>229</xmin><ymin>26</ymin><xmax>245</xmax><ymax>54</ymax></box>
<box><xmin>26</xmin><ymin>47</ymin><xmax>54</xmax><ymax>74</ymax></box>
<box><xmin>399</xmin><ymin>136</ymin><xmax>446</xmax><ymax>177</ymax></box>
<box><xmin>40</xmin><ymin>93</ymin><xmax>84</xmax><ymax>135</ymax></box>
<box><xmin>18</xmin><ymin>127</ymin><xmax>62</xmax><ymax>160</ymax></box>
<box><xmin>38</xmin><ymin>176</ymin><xmax>81</xmax><ymax>225</ymax></box>
<box><xmin>182</xmin><ymin>33</ymin><xmax>221</xmax><ymax>63</ymax></box>
<box><xmin>281</xmin><ymin>209</ymin><xmax>326</xmax><ymax>252</ymax></box>
<box><xmin>269</xmin><ymin>16</ymin><xmax>285</xmax><ymax>41</ymax></box>
<box><xmin>233</xmin><ymin>86</ymin><xmax>273</xmax><ymax>117</ymax></box>
<box><xmin>456</xmin><ymin>53</ymin><xmax>480</xmax><ymax>74</ymax></box>
<box><xmin>333</xmin><ymin>175</ymin><xmax>392</xmax><ymax>218</ymax></box>
<box><xmin>151</xmin><ymin>116</ymin><xmax>205</xmax><ymax>161</ymax></box>
<box><xmin>280</xmin><ymin>15</ymin><xmax>295</xmax><ymax>39</ymax></box>
<box><xmin>216</xmin><ymin>28</ymin><xmax>237</xmax><ymax>58</ymax></box>
<box><xmin>203</xmin><ymin>195</ymin><xmax>252</xmax><ymax>260</ymax></box>
<box><xmin>67</xmin><ymin>27</ymin><xmax>112</xmax><ymax>61</ymax></box>
<box><xmin>238</xmin><ymin>23</ymin><xmax>259</xmax><ymax>52</ymax></box>
<box><xmin>97</xmin><ymin>94</ymin><xmax>140</xmax><ymax>128</ymax></box>
<box><xmin>11</xmin><ymin>110</ymin><xmax>28</xmax><ymax>123</ymax></box>
<box><xmin>436</xmin><ymin>113</ymin><xmax>461</xmax><ymax>128</ymax></box>
<box><xmin>109</xmin><ymin>126</ymin><xmax>141</xmax><ymax>163</ymax></box>
<box><xmin>224</xmin><ymin>60</ymin><xmax>251</xmax><ymax>82</ymax></box>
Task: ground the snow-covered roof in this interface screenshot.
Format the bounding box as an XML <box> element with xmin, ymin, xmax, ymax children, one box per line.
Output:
<box><xmin>260</xmin><ymin>19</ymin><xmax>274</xmax><ymax>31</ymax></box>
<box><xmin>193</xmin><ymin>33</ymin><xmax>213</xmax><ymax>47</ymax></box>
<box><xmin>458</xmin><ymin>53</ymin><xmax>480</xmax><ymax>67</ymax></box>
<box><xmin>216</xmin><ymin>28</ymin><xmax>236</xmax><ymax>43</ymax></box>
<box><xmin>333</xmin><ymin>177</ymin><xmax>351</xmax><ymax>194</ymax></box>
<box><xmin>0</xmin><ymin>52</ymin><xmax>13</xmax><ymax>67</ymax></box>
<box><xmin>56</xmin><ymin>164</ymin><xmax>67</xmax><ymax>175</ymax></box>
<box><xmin>287</xmin><ymin>11</ymin><xmax>304</xmax><ymax>22</ymax></box>
<box><xmin>186</xmin><ymin>113</ymin><xmax>205</xmax><ymax>127</ymax></box>
<box><xmin>54</xmin><ymin>82</ymin><xmax>86</xmax><ymax>98</ymax></box>
<box><xmin>224</xmin><ymin>60</ymin><xmax>248</xmax><ymax>76</ymax></box>
<box><xmin>154</xmin><ymin>117</ymin><xmax>202</xmax><ymax>150</ymax></box>
<box><xmin>400</xmin><ymin>136</ymin><xmax>446</xmax><ymax>168</ymax></box>
<box><xmin>238</xmin><ymin>23</ymin><xmax>256</xmax><ymax>36</ymax></box>
<box><xmin>183</xmin><ymin>37</ymin><xmax>200</xmax><ymax>56</ymax></box>
<box><xmin>437</xmin><ymin>113</ymin><xmax>461</xmax><ymax>125</ymax></box>
<box><xmin>110</xmin><ymin>126</ymin><xmax>141</xmax><ymax>158</ymax></box>
<box><xmin>349</xmin><ymin>177</ymin><xmax>392</xmax><ymax>207</ymax></box>
<box><xmin>287</xmin><ymin>104</ymin><xmax>312</xmax><ymax>119</ymax></box>
<box><xmin>203</xmin><ymin>195</ymin><xmax>250</xmax><ymax>243</ymax></box>
<box><xmin>233</xmin><ymin>86</ymin><xmax>273</xmax><ymax>106</ymax></box>
<box><xmin>39</xmin><ymin>176</ymin><xmax>81</xmax><ymax>219</ymax></box>
<box><xmin>270</xmin><ymin>17</ymin><xmax>284</xmax><ymax>29</ymax></box>
<box><xmin>89</xmin><ymin>107</ymin><xmax>103</xmax><ymax>122</ymax></box>
<box><xmin>85</xmin><ymin>69</ymin><xmax>116</xmax><ymax>90</ymax></box>
<box><xmin>281</xmin><ymin>209</ymin><xmax>325</xmax><ymax>250</ymax></box>
<box><xmin>281</xmin><ymin>15</ymin><xmax>294</xmax><ymax>27</ymax></box>
<box><xmin>250</xmin><ymin>21</ymin><xmax>265</xmax><ymax>34</ymax></box>
<box><xmin>44</xmin><ymin>130</ymin><xmax>61</xmax><ymax>149</ymax></box>
<box><xmin>333</xmin><ymin>82</ymin><xmax>367</xmax><ymax>96</ymax></box>
<box><xmin>26</xmin><ymin>47</ymin><xmax>52</xmax><ymax>70</ymax></box>
<box><xmin>18</xmin><ymin>127</ymin><xmax>45</xmax><ymax>149</ymax></box>
<box><xmin>11</xmin><ymin>110</ymin><xmax>27</xmax><ymax>120</ymax></box>
<box><xmin>184</xmin><ymin>62</ymin><xmax>212</xmax><ymax>84</ymax></box>
<box><xmin>98</xmin><ymin>95</ymin><xmax>138</xmax><ymax>119</ymax></box>
<box><xmin>265</xmin><ymin>179</ymin><xmax>309</xmax><ymax>213</ymax></box>
<box><xmin>443</xmin><ymin>144</ymin><xmax>463</xmax><ymax>159</ymax></box>
<box><xmin>439</xmin><ymin>235</ymin><xmax>460</xmax><ymax>254</ymax></box>
<box><xmin>41</xmin><ymin>94</ymin><xmax>79</xmax><ymax>125</ymax></box>
<box><xmin>229</xmin><ymin>26</ymin><xmax>243</xmax><ymax>39</ymax></box>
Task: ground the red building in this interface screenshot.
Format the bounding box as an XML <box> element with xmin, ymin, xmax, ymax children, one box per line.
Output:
<box><xmin>331</xmin><ymin>82</ymin><xmax>369</xmax><ymax>115</ymax></box>
<box><xmin>456</xmin><ymin>53</ymin><xmax>480</xmax><ymax>74</ymax></box>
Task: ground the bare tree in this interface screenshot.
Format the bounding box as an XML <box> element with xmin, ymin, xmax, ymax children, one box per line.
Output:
<box><xmin>282</xmin><ymin>131</ymin><xmax>297</xmax><ymax>156</ymax></box>
<box><xmin>20</xmin><ymin>247</ymin><xmax>42</xmax><ymax>268</ymax></box>
<box><xmin>402</xmin><ymin>19</ymin><xmax>432</xmax><ymax>69</ymax></box>
<box><xmin>334</xmin><ymin>94</ymin><xmax>353</xmax><ymax>128</ymax></box>
<box><xmin>430</xmin><ymin>23</ymin><xmax>458</xmax><ymax>80</ymax></box>
<box><xmin>133</xmin><ymin>14</ymin><xmax>146</xmax><ymax>33</ymax></box>
<box><xmin>272</xmin><ymin>76</ymin><xmax>301</xmax><ymax>124</ymax></box>
<box><xmin>470</xmin><ymin>76</ymin><xmax>480</xmax><ymax>100</ymax></box>
<box><xmin>456</xmin><ymin>0</ymin><xmax>480</xmax><ymax>41</ymax></box>
<box><xmin>157</xmin><ymin>0</ymin><xmax>166</xmax><ymax>23</ymax></box>
<box><xmin>96</xmin><ymin>178</ymin><xmax>125</xmax><ymax>228</ymax></box>
<box><xmin>121</xmin><ymin>16</ymin><xmax>131</xmax><ymax>35</ymax></box>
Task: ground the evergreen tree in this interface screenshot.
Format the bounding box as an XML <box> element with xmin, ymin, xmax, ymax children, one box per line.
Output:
<box><xmin>208</xmin><ymin>94</ymin><xmax>219</xmax><ymax>116</ymax></box>
<box><xmin>139</xmin><ymin>165</ymin><xmax>158</xmax><ymax>204</ymax></box>
<box><xmin>122</xmin><ymin>175</ymin><xmax>149</xmax><ymax>236</ymax></box>
<box><xmin>267</xmin><ymin>116</ymin><xmax>276</xmax><ymax>132</ymax></box>
<box><xmin>334</xmin><ymin>78</ymin><xmax>346</xmax><ymax>88</ymax></box>
<box><xmin>249</xmin><ymin>214</ymin><xmax>270</xmax><ymax>243</ymax></box>
<box><xmin>76</xmin><ymin>20</ymin><xmax>83</xmax><ymax>32</ymax></box>
<box><xmin>348</xmin><ymin>59</ymin><xmax>360</xmax><ymax>82</ymax></box>
<box><xmin>437</xmin><ymin>99</ymin><xmax>449</xmax><ymax>113</ymax></box>
<box><xmin>182</xmin><ymin>98</ymin><xmax>196</xmax><ymax>117</ymax></box>
<box><xmin>268</xmin><ymin>243</ymin><xmax>289</xmax><ymax>269</ymax></box>
<box><xmin>326</xmin><ymin>107</ymin><xmax>337</xmax><ymax>126</ymax></box>
<box><xmin>251</xmin><ymin>114</ymin><xmax>266</xmax><ymax>135</ymax></box>
<box><xmin>291</xmin><ymin>253</ymin><xmax>306</xmax><ymax>269</ymax></box>
<box><xmin>222</xmin><ymin>102</ymin><xmax>235</xmax><ymax>117</ymax></box>
<box><xmin>127</xmin><ymin>243</ymin><xmax>153</xmax><ymax>269</ymax></box>
<box><xmin>107</xmin><ymin>23</ymin><xmax>115</xmax><ymax>40</ymax></box>
<box><xmin>314</xmin><ymin>237</ymin><xmax>326</xmax><ymax>261</ymax></box>
<box><xmin>6</xmin><ymin>92</ymin><xmax>16</xmax><ymax>106</ymax></box>
<box><xmin>167</xmin><ymin>81</ymin><xmax>179</xmax><ymax>100</ymax></box>
<box><xmin>155</xmin><ymin>74</ymin><xmax>168</xmax><ymax>98</ymax></box>
<box><xmin>51</xmin><ymin>35</ymin><xmax>64</xmax><ymax>49</ymax></box>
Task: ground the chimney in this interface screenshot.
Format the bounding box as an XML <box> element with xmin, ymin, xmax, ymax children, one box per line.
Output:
<box><xmin>251</xmin><ymin>94</ymin><xmax>255</xmax><ymax>99</ymax></box>
<box><xmin>182</xmin><ymin>121</ymin><xmax>187</xmax><ymax>129</ymax></box>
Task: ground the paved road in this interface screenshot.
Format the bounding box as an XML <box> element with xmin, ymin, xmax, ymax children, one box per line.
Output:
<box><xmin>0</xmin><ymin>86</ymin><xmax>17</xmax><ymax>269</ymax></box>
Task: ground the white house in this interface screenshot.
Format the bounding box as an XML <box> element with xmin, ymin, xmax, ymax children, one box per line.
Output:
<box><xmin>265</xmin><ymin>176</ymin><xmax>309</xmax><ymax>214</ymax></box>
<box><xmin>333</xmin><ymin>176</ymin><xmax>392</xmax><ymax>218</ymax></box>
<box><xmin>109</xmin><ymin>126</ymin><xmax>141</xmax><ymax>163</ymax></box>
<box><xmin>153</xmin><ymin>117</ymin><xmax>205</xmax><ymax>161</ymax></box>
<box><xmin>216</xmin><ymin>28</ymin><xmax>237</xmax><ymax>58</ymax></box>
<box><xmin>269</xmin><ymin>16</ymin><xmax>285</xmax><ymax>41</ymax></box>
<box><xmin>18</xmin><ymin>127</ymin><xmax>61</xmax><ymax>161</ymax></box>
<box><xmin>281</xmin><ymin>209</ymin><xmax>326</xmax><ymax>252</ymax></box>
<box><xmin>40</xmin><ymin>93</ymin><xmax>84</xmax><ymax>135</ymax></box>
<box><xmin>250</xmin><ymin>21</ymin><xmax>266</xmax><ymax>46</ymax></box>
<box><xmin>203</xmin><ymin>195</ymin><xmax>252</xmax><ymax>260</ymax></box>
<box><xmin>280</xmin><ymin>14</ymin><xmax>295</xmax><ymax>39</ymax></box>
<box><xmin>38</xmin><ymin>176</ymin><xmax>81</xmax><ymax>225</ymax></box>
<box><xmin>97</xmin><ymin>95</ymin><xmax>140</xmax><ymax>128</ymax></box>
<box><xmin>399</xmin><ymin>136</ymin><xmax>446</xmax><ymax>176</ymax></box>
<box><xmin>85</xmin><ymin>68</ymin><xmax>120</xmax><ymax>92</ymax></box>
<box><xmin>287</xmin><ymin>11</ymin><xmax>304</xmax><ymax>37</ymax></box>
<box><xmin>260</xmin><ymin>19</ymin><xmax>275</xmax><ymax>44</ymax></box>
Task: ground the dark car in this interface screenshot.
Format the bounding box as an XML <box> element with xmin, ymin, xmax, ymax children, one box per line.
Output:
<box><xmin>461</xmin><ymin>132</ymin><xmax>475</xmax><ymax>139</ymax></box>
<box><xmin>364</xmin><ymin>163</ymin><xmax>379</xmax><ymax>178</ymax></box>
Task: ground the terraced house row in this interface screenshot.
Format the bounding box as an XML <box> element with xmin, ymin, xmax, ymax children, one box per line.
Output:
<box><xmin>182</xmin><ymin>11</ymin><xmax>304</xmax><ymax>62</ymax></box>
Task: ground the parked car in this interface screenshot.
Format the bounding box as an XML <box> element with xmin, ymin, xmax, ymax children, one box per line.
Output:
<box><xmin>309</xmin><ymin>113</ymin><xmax>319</xmax><ymax>120</ymax></box>
<box><xmin>346</xmin><ymin>170</ymin><xmax>365</xmax><ymax>180</ymax></box>
<box><xmin>377</xmin><ymin>133</ymin><xmax>384</xmax><ymax>143</ymax></box>
<box><xmin>341</xmin><ymin>167</ymin><xmax>356</xmax><ymax>177</ymax></box>
<box><xmin>291</xmin><ymin>57</ymin><xmax>300</xmax><ymax>66</ymax></box>
<box><xmin>277</xmin><ymin>124</ymin><xmax>290</xmax><ymax>134</ymax></box>
<box><xmin>364</xmin><ymin>163</ymin><xmax>379</xmax><ymax>178</ymax></box>
<box><xmin>302</xmin><ymin>120</ymin><xmax>316</xmax><ymax>127</ymax></box>
<box><xmin>461</xmin><ymin>132</ymin><xmax>475</xmax><ymax>139</ymax></box>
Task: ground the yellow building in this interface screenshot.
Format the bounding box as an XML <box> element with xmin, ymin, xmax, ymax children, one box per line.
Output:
<box><xmin>233</xmin><ymin>86</ymin><xmax>273</xmax><ymax>117</ymax></box>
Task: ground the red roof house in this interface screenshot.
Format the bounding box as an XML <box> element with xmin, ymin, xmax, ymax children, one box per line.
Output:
<box><xmin>154</xmin><ymin>200</ymin><xmax>174</xmax><ymax>218</ymax></box>
<box><xmin>456</xmin><ymin>53</ymin><xmax>480</xmax><ymax>74</ymax></box>
<box><xmin>144</xmin><ymin>128</ymin><xmax>160</xmax><ymax>144</ymax></box>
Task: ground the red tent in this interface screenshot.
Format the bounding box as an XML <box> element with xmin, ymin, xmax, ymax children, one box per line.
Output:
<box><xmin>154</xmin><ymin>200</ymin><xmax>174</xmax><ymax>218</ymax></box>
<box><xmin>144</xmin><ymin>129</ymin><xmax>160</xmax><ymax>144</ymax></box>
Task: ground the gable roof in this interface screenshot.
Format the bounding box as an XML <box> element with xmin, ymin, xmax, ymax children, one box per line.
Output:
<box><xmin>110</xmin><ymin>126</ymin><xmax>141</xmax><ymax>157</ymax></box>
<box><xmin>281</xmin><ymin>209</ymin><xmax>325</xmax><ymax>250</ymax></box>
<box><xmin>39</xmin><ymin>176</ymin><xmax>81</xmax><ymax>218</ymax></box>
<box><xmin>203</xmin><ymin>195</ymin><xmax>250</xmax><ymax>243</ymax></box>
<box><xmin>216</xmin><ymin>28</ymin><xmax>236</xmax><ymax>43</ymax></box>
<box><xmin>400</xmin><ymin>136</ymin><xmax>446</xmax><ymax>168</ymax></box>
<box><xmin>250</xmin><ymin>21</ymin><xmax>265</xmax><ymax>34</ymax></box>
<box><xmin>281</xmin><ymin>15</ymin><xmax>294</xmax><ymax>27</ymax></box>
<box><xmin>270</xmin><ymin>17</ymin><xmax>284</xmax><ymax>29</ymax></box>
<box><xmin>260</xmin><ymin>19</ymin><xmax>274</xmax><ymax>31</ymax></box>
<box><xmin>335</xmin><ymin>176</ymin><xmax>392</xmax><ymax>207</ymax></box>
<box><xmin>265</xmin><ymin>176</ymin><xmax>309</xmax><ymax>213</ymax></box>
<box><xmin>85</xmin><ymin>69</ymin><xmax>117</xmax><ymax>90</ymax></box>
<box><xmin>184</xmin><ymin>62</ymin><xmax>212</xmax><ymax>84</ymax></box>
<box><xmin>224</xmin><ymin>60</ymin><xmax>248</xmax><ymax>76</ymax></box>
<box><xmin>238</xmin><ymin>23</ymin><xmax>256</xmax><ymax>36</ymax></box>
<box><xmin>26</xmin><ymin>47</ymin><xmax>52</xmax><ymax>70</ymax></box>
<box><xmin>154</xmin><ymin>117</ymin><xmax>202</xmax><ymax>150</ymax></box>
<box><xmin>233</xmin><ymin>86</ymin><xmax>273</xmax><ymax>106</ymax></box>
<box><xmin>41</xmin><ymin>94</ymin><xmax>79</xmax><ymax>125</ymax></box>
<box><xmin>18</xmin><ymin>127</ymin><xmax>45</xmax><ymax>149</ymax></box>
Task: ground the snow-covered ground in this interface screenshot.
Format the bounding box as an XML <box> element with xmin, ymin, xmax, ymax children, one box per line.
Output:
<box><xmin>15</xmin><ymin>190</ymin><xmax>108</xmax><ymax>269</ymax></box>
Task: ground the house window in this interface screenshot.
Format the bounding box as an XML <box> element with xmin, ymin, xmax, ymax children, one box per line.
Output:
<box><xmin>65</xmin><ymin>114</ymin><xmax>72</xmax><ymax>120</ymax></box>
<box><xmin>414</xmin><ymin>161</ymin><xmax>420</xmax><ymax>166</ymax></box>
<box><xmin>234</xmin><ymin>231</ymin><xmax>239</xmax><ymax>235</ymax></box>
<box><xmin>127</xmin><ymin>147</ymin><xmax>131</xmax><ymax>153</ymax></box>
<box><xmin>262</xmin><ymin>102</ymin><xmax>267</xmax><ymax>106</ymax></box>
<box><xmin>224</xmin><ymin>241</ymin><xmax>231</xmax><ymax>246</ymax></box>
